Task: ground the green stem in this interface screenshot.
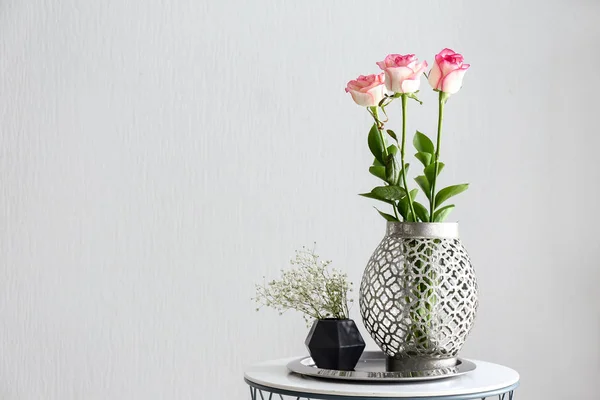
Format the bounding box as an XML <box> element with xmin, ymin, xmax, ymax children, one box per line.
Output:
<box><xmin>430</xmin><ymin>91</ymin><xmax>446</xmax><ymax>221</ymax></box>
<box><xmin>401</xmin><ymin>95</ymin><xmax>417</xmax><ymax>221</ymax></box>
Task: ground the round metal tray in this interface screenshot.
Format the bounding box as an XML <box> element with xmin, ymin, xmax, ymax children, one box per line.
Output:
<box><xmin>286</xmin><ymin>351</ymin><xmax>476</xmax><ymax>382</ymax></box>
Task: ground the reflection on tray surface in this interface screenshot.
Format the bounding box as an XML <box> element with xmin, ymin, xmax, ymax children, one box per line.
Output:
<box><xmin>314</xmin><ymin>365</ymin><xmax>459</xmax><ymax>378</ymax></box>
<box><xmin>290</xmin><ymin>351</ymin><xmax>475</xmax><ymax>381</ymax></box>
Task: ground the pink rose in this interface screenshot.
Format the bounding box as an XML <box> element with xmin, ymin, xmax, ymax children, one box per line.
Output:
<box><xmin>345</xmin><ymin>74</ymin><xmax>386</xmax><ymax>107</ymax></box>
<box><xmin>428</xmin><ymin>48</ymin><xmax>470</xmax><ymax>94</ymax></box>
<box><xmin>376</xmin><ymin>54</ymin><xmax>428</xmax><ymax>94</ymax></box>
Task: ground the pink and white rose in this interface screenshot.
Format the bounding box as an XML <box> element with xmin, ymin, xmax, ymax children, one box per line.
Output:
<box><xmin>376</xmin><ymin>54</ymin><xmax>428</xmax><ymax>94</ymax></box>
<box><xmin>428</xmin><ymin>48</ymin><xmax>470</xmax><ymax>94</ymax></box>
<box><xmin>345</xmin><ymin>74</ymin><xmax>386</xmax><ymax>107</ymax></box>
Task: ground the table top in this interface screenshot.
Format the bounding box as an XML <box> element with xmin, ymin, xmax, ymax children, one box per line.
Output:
<box><xmin>244</xmin><ymin>357</ymin><xmax>519</xmax><ymax>399</ymax></box>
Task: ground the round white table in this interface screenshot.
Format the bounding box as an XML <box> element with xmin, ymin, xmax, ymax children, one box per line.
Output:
<box><xmin>244</xmin><ymin>357</ymin><xmax>519</xmax><ymax>400</ymax></box>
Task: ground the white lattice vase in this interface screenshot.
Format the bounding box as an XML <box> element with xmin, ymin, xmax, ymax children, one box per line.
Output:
<box><xmin>359</xmin><ymin>222</ymin><xmax>478</xmax><ymax>371</ymax></box>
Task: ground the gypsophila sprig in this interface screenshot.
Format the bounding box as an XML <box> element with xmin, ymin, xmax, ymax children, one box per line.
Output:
<box><xmin>253</xmin><ymin>245</ymin><xmax>353</xmax><ymax>325</ymax></box>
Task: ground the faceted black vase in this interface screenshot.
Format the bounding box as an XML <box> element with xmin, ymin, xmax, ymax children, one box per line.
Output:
<box><xmin>305</xmin><ymin>319</ymin><xmax>366</xmax><ymax>371</ymax></box>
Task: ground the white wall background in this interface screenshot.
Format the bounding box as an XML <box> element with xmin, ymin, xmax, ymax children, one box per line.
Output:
<box><xmin>1</xmin><ymin>0</ymin><xmax>599</xmax><ymax>399</ymax></box>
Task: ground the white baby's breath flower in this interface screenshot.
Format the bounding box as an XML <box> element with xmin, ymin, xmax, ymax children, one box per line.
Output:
<box><xmin>253</xmin><ymin>246</ymin><xmax>353</xmax><ymax>325</ymax></box>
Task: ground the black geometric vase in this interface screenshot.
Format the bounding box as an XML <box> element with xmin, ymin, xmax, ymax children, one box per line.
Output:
<box><xmin>305</xmin><ymin>318</ymin><xmax>366</xmax><ymax>371</ymax></box>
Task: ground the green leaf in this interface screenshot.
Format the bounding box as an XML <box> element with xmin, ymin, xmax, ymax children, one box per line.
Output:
<box><xmin>373</xmin><ymin>157</ymin><xmax>384</xmax><ymax>167</ymax></box>
<box><xmin>398</xmin><ymin>202</ymin><xmax>410</xmax><ymax>221</ymax></box>
<box><xmin>368</xmin><ymin>124</ymin><xmax>386</xmax><ymax>165</ymax></box>
<box><xmin>368</xmin><ymin>166</ymin><xmax>386</xmax><ymax>181</ymax></box>
<box><xmin>413</xmin><ymin>202</ymin><xmax>430</xmax><ymax>222</ymax></box>
<box><xmin>424</xmin><ymin>162</ymin><xmax>445</xmax><ymax>184</ymax></box>
<box><xmin>407</xmin><ymin>92</ymin><xmax>423</xmax><ymax>105</ymax></box>
<box><xmin>358</xmin><ymin>192</ymin><xmax>394</xmax><ymax>205</ymax></box>
<box><xmin>396</xmin><ymin>207</ymin><xmax>408</xmax><ymax>221</ymax></box>
<box><xmin>414</xmin><ymin>175</ymin><xmax>431</xmax><ymax>200</ymax></box>
<box><xmin>386</xmin><ymin>129</ymin><xmax>398</xmax><ymax>142</ymax></box>
<box><xmin>374</xmin><ymin>207</ymin><xmax>399</xmax><ymax>222</ymax></box>
<box><xmin>385</xmin><ymin>153</ymin><xmax>401</xmax><ymax>186</ymax></box>
<box><xmin>435</xmin><ymin>184</ymin><xmax>469</xmax><ymax>208</ymax></box>
<box><xmin>433</xmin><ymin>204</ymin><xmax>455</xmax><ymax>222</ymax></box>
<box><xmin>398</xmin><ymin>189</ymin><xmax>419</xmax><ymax>221</ymax></box>
<box><xmin>397</xmin><ymin>163</ymin><xmax>410</xmax><ymax>184</ymax></box>
<box><xmin>415</xmin><ymin>152</ymin><xmax>432</xmax><ymax>167</ymax></box>
<box><xmin>372</xmin><ymin>185</ymin><xmax>407</xmax><ymax>201</ymax></box>
<box><xmin>387</xmin><ymin>144</ymin><xmax>398</xmax><ymax>156</ymax></box>
<box><xmin>413</xmin><ymin>131</ymin><xmax>434</xmax><ymax>154</ymax></box>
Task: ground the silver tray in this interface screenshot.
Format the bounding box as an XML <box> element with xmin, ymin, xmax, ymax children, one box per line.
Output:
<box><xmin>287</xmin><ymin>351</ymin><xmax>476</xmax><ymax>382</ymax></box>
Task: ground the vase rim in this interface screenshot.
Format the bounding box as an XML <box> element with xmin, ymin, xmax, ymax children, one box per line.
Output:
<box><xmin>317</xmin><ymin>318</ymin><xmax>352</xmax><ymax>321</ymax></box>
<box><xmin>385</xmin><ymin>221</ymin><xmax>459</xmax><ymax>238</ymax></box>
